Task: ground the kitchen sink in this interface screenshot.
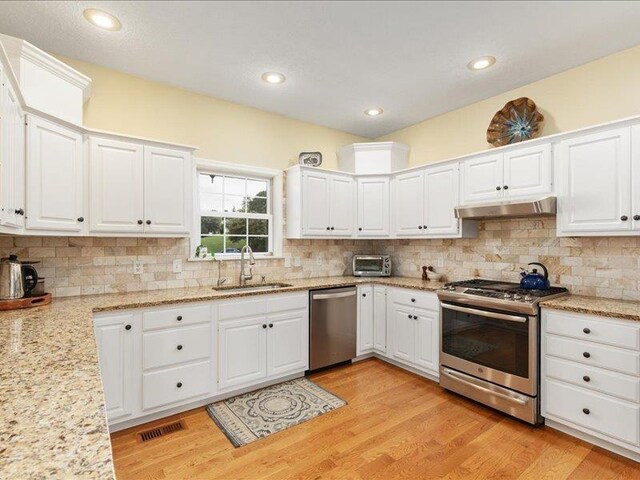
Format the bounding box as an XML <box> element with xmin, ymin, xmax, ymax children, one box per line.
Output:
<box><xmin>212</xmin><ymin>282</ymin><xmax>292</xmax><ymax>293</ymax></box>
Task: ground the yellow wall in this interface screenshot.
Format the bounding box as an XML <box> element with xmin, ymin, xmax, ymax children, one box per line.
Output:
<box><xmin>57</xmin><ymin>56</ymin><xmax>366</xmax><ymax>170</ymax></box>
<box><xmin>375</xmin><ymin>44</ymin><xmax>640</xmax><ymax>166</ymax></box>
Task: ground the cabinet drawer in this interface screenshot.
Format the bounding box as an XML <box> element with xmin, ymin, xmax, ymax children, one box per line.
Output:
<box><xmin>545</xmin><ymin>356</ymin><xmax>640</xmax><ymax>403</ymax></box>
<box><xmin>143</xmin><ymin>303</ymin><xmax>210</xmax><ymax>331</ymax></box>
<box><xmin>544</xmin><ymin>379</ymin><xmax>640</xmax><ymax>446</ymax></box>
<box><xmin>142</xmin><ymin>360</ymin><xmax>212</xmax><ymax>411</ymax></box>
<box><xmin>267</xmin><ymin>292</ymin><xmax>307</xmax><ymax>313</ymax></box>
<box><xmin>545</xmin><ymin>310</ymin><xmax>640</xmax><ymax>350</ymax></box>
<box><xmin>546</xmin><ymin>335</ymin><xmax>640</xmax><ymax>376</ymax></box>
<box><xmin>143</xmin><ymin>324</ymin><xmax>211</xmax><ymax>370</ymax></box>
<box><xmin>391</xmin><ymin>288</ymin><xmax>438</xmax><ymax>311</ymax></box>
<box><xmin>218</xmin><ymin>297</ymin><xmax>268</xmax><ymax>321</ymax></box>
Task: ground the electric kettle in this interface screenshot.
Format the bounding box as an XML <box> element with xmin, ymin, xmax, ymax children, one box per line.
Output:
<box><xmin>0</xmin><ymin>255</ymin><xmax>39</xmax><ymax>300</ymax></box>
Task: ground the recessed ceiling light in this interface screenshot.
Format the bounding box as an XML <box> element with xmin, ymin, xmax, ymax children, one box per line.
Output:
<box><xmin>261</xmin><ymin>72</ymin><xmax>286</xmax><ymax>84</ymax></box>
<box><xmin>468</xmin><ymin>56</ymin><xmax>496</xmax><ymax>71</ymax></box>
<box><xmin>83</xmin><ymin>9</ymin><xmax>121</xmax><ymax>31</ymax></box>
<box><xmin>364</xmin><ymin>108</ymin><xmax>383</xmax><ymax>117</ymax></box>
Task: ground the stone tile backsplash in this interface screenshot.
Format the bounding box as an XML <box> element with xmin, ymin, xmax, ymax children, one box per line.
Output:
<box><xmin>2</xmin><ymin>217</ymin><xmax>640</xmax><ymax>300</ymax></box>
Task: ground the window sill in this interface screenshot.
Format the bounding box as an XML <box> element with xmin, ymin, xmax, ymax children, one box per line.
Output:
<box><xmin>188</xmin><ymin>254</ymin><xmax>284</xmax><ymax>262</ymax></box>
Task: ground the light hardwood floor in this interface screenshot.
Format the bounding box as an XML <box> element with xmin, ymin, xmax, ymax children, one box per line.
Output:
<box><xmin>111</xmin><ymin>359</ymin><xmax>640</xmax><ymax>479</ymax></box>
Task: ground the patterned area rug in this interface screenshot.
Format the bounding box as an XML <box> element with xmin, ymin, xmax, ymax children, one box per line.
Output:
<box><xmin>206</xmin><ymin>378</ymin><xmax>346</xmax><ymax>447</ymax></box>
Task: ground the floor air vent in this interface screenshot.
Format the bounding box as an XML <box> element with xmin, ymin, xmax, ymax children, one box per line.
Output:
<box><xmin>138</xmin><ymin>420</ymin><xmax>186</xmax><ymax>442</ymax></box>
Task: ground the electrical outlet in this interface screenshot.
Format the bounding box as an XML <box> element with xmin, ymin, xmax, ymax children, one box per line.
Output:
<box><xmin>437</xmin><ymin>257</ymin><xmax>444</xmax><ymax>268</ymax></box>
<box><xmin>284</xmin><ymin>256</ymin><xmax>291</xmax><ymax>267</ymax></box>
<box><xmin>173</xmin><ymin>259</ymin><xmax>183</xmax><ymax>273</ymax></box>
<box><xmin>316</xmin><ymin>256</ymin><xmax>323</xmax><ymax>266</ymax></box>
<box><xmin>293</xmin><ymin>256</ymin><xmax>301</xmax><ymax>267</ymax></box>
<box><xmin>133</xmin><ymin>260</ymin><xmax>144</xmax><ymax>275</ymax></box>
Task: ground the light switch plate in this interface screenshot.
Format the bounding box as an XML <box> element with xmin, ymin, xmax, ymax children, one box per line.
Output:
<box><xmin>133</xmin><ymin>260</ymin><xmax>144</xmax><ymax>275</ymax></box>
<box><xmin>173</xmin><ymin>259</ymin><xmax>183</xmax><ymax>273</ymax></box>
<box><xmin>437</xmin><ymin>257</ymin><xmax>444</xmax><ymax>268</ymax></box>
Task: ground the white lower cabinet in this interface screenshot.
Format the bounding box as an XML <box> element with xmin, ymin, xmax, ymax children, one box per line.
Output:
<box><xmin>218</xmin><ymin>316</ymin><xmax>268</xmax><ymax>390</ymax></box>
<box><xmin>542</xmin><ymin>308</ymin><xmax>640</xmax><ymax>459</ymax></box>
<box><xmin>357</xmin><ymin>285</ymin><xmax>374</xmax><ymax>355</ymax></box>
<box><xmin>373</xmin><ymin>286</ymin><xmax>387</xmax><ymax>354</ymax></box>
<box><xmin>386</xmin><ymin>287</ymin><xmax>439</xmax><ymax>376</ymax></box>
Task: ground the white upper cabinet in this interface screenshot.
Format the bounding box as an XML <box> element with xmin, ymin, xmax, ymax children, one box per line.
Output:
<box><xmin>423</xmin><ymin>163</ymin><xmax>459</xmax><ymax>235</ymax></box>
<box><xmin>357</xmin><ymin>176</ymin><xmax>389</xmax><ymax>237</ymax></box>
<box><xmin>89</xmin><ymin>137</ymin><xmax>144</xmax><ymax>233</ymax></box>
<box><xmin>633</xmin><ymin>125</ymin><xmax>640</xmax><ymax>231</ymax></box>
<box><xmin>26</xmin><ymin>115</ymin><xmax>84</xmax><ymax>232</ymax></box>
<box><xmin>143</xmin><ymin>146</ymin><xmax>192</xmax><ymax>234</ymax></box>
<box><xmin>301</xmin><ymin>170</ymin><xmax>331</xmax><ymax>236</ymax></box>
<box><xmin>557</xmin><ymin>127</ymin><xmax>632</xmax><ymax>235</ymax></box>
<box><xmin>392</xmin><ymin>170</ymin><xmax>424</xmax><ymax>236</ymax></box>
<box><xmin>503</xmin><ymin>143</ymin><xmax>552</xmax><ymax>199</ymax></box>
<box><xmin>461</xmin><ymin>143</ymin><xmax>552</xmax><ymax>205</ymax></box>
<box><xmin>461</xmin><ymin>153</ymin><xmax>503</xmax><ymax>204</ymax></box>
<box><xmin>329</xmin><ymin>174</ymin><xmax>355</xmax><ymax>236</ymax></box>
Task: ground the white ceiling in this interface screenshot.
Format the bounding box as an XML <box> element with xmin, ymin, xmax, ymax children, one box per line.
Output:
<box><xmin>1</xmin><ymin>1</ymin><xmax>640</xmax><ymax>138</ymax></box>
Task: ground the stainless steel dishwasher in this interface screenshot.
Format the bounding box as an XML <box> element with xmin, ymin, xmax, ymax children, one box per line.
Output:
<box><xmin>309</xmin><ymin>286</ymin><xmax>357</xmax><ymax>370</ymax></box>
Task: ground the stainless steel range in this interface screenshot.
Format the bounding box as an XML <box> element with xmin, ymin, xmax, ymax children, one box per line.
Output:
<box><xmin>437</xmin><ymin>279</ymin><xmax>568</xmax><ymax>424</ymax></box>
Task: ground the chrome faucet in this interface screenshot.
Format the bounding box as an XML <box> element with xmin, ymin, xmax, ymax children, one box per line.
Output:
<box><xmin>239</xmin><ymin>245</ymin><xmax>255</xmax><ymax>286</ymax></box>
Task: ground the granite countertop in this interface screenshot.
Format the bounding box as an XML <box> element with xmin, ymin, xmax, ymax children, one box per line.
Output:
<box><xmin>540</xmin><ymin>295</ymin><xmax>640</xmax><ymax>322</ymax></box>
<box><xmin>0</xmin><ymin>275</ymin><xmax>444</xmax><ymax>479</ymax></box>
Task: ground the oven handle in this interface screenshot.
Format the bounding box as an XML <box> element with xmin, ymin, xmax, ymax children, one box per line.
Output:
<box><xmin>441</xmin><ymin>368</ymin><xmax>529</xmax><ymax>406</ymax></box>
<box><xmin>441</xmin><ymin>302</ymin><xmax>528</xmax><ymax>323</ymax></box>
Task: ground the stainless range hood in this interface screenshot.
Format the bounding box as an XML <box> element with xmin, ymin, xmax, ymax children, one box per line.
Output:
<box><xmin>454</xmin><ymin>196</ymin><xmax>556</xmax><ymax>220</ymax></box>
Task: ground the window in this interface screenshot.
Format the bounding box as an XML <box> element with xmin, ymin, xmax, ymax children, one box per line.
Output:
<box><xmin>199</xmin><ymin>173</ymin><xmax>272</xmax><ymax>254</ymax></box>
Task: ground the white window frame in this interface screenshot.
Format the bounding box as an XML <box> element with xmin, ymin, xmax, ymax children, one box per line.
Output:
<box><xmin>192</xmin><ymin>159</ymin><xmax>283</xmax><ymax>260</ymax></box>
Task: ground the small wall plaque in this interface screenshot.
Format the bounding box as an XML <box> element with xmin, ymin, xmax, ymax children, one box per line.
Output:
<box><xmin>298</xmin><ymin>152</ymin><xmax>322</xmax><ymax>167</ymax></box>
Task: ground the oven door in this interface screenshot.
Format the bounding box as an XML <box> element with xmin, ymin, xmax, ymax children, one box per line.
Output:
<box><xmin>440</xmin><ymin>302</ymin><xmax>538</xmax><ymax>396</ymax></box>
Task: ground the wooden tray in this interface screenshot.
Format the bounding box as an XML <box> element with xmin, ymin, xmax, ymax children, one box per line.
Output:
<box><xmin>0</xmin><ymin>293</ymin><xmax>52</xmax><ymax>311</ymax></box>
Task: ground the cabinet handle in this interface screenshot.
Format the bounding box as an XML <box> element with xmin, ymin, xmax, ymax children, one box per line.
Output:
<box><xmin>330</xmin><ymin>226</ymin><xmax>335</xmax><ymax>230</ymax></box>
<box><xmin>582</xmin><ymin>408</ymin><xmax>590</xmax><ymax>415</ymax></box>
<box><xmin>583</xmin><ymin>352</ymin><xmax>591</xmax><ymax>358</ymax></box>
<box><xmin>146</xmin><ymin>220</ymin><xmax>152</xmax><ymax>225</ymax></box>
<box><xmin>362</xmin><ymin>293</ymin><xmax>366</xmax><ymax>297</ymax></box>
<box><xmin>423</xmin><ymin>225</ymin><xmax>427</xmax><ymax>229</ymax></box>
<box><xmin>125</xmin><ymin>324</ymin><xmax>131</xmax><ymax>331</ymax></box>
<box><xmin>583</xmin><ymin>327</ymin><xmax>590</xmax><ymax>334</ymax></box>
<box><xmin>583</xmin><ymin>375</ymin><xmax>590</xmax><ymax>383</ymax></box>
<box><xmin>634</xmin><ymin>215</ymin><xmax>640</xmax><ymax>221</ymax></box>
<box><xmin>177</xmin><ymin>382</ymin><xmax>183</xmax><ymax>388</ymax></box>
<box><xmin>413</xmin><ymin>315</ymin><xmax>418</xmax><ymax>320</ymax></box>
<box><xmin>407</xmin><ymin>314</ymin><xmax>412</xmax><ymax>318</ymax></box>
<box><xmin>269</xmin><ymin>323</ymin><xmax>273</xmax><ymax>328</ymax></box>
<box><xmin>262</xmin><ymin>324</ymin><xmax>267</xmax><ymax>329</ymax></box>
<box><xmin>496</xmin><ymin>186</ymin><xmax>502</xmax><ymax>191</ymax></box>
<box><xmin>418</xmin><ymin>225</ymin><xmax>423</xmax><ymax>229</ymax></box>
<box><xmin>77</xmin><ymin>217</ymin><xmax>84</xmax><ymax>222</ymax></box>
<box><xmin>358</xmin><ymin>227</ymin><xmax>362</xmax><ymax>231</ymax></box>
<box><xmin>326</xmin><ymin>226</ymin><xmax>330</xmax><ymax>230</ymax></box>
<box><xmin>503</xmin><ymin>185</ymin><xmax>509</xmax><ymax>190</ymax></box>
<box><xmin>14</xmin><ymin>208</ymin><xmax>24</xmax><ymax>215</ymax></box>
<box><xmin>411</xmin><ymin>298</ymin><xmax>415</xmax><ymax>302</ymax></box>
<box><xmin>176</xmin><ymin>315</ymin><xmax>182</xmax><ymax>321</ymax></box>
<box><xmin>177</xmin><ymin>345</ymin><xmax>183</xmax><ymax>350</ymax></box>
<box><xmin>621</xmin><ymin>216</ymin><xmax>629</xmax><ymax>221</ymax></box>
<box><xmin>137</xmin><ymin>220</ymin><xmax>143</xmax><ymax>225</ymax></box>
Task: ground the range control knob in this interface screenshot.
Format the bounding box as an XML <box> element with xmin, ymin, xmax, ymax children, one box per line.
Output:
<box><xmin>503</xmin><ymin>293</ymin><xmax>513</xmax><ymax>300</ymax></box>
<box><xmin>524</xmin><ymin>295</ymin><xmax>533</xmax><ymax>302</ymax></box>
<box><xmin>513</xmin><ymin>294</ymin><xmax>522</xmax><ymax>301</ymax></box>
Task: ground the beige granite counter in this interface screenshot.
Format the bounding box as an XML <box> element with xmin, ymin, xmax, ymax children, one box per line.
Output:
<box><xmin>540</xmin><ymin>295</ymin><xmax>640</xmax><ymax>322</ymax></box>
<box><xmin>0</xmin><ymin>276</ymin><xmax>443</xmax><ymax>479</ymax></box>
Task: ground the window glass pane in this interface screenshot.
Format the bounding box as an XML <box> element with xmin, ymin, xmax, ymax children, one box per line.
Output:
<box><xmin>226</xmin><ymin>236</ymin><xmax>246</xmax><ymax>253</ymax></box>
<box><xmin>201</xmin><ymin>236</ymin><xmax>224</xmax><ymax>254</ymax></box>
<box><xmin>248</xmin><ymin>218</ymin><xmax>269</xmax><ymax>235</ymax></box>
<box><xmin>199</xmin><ymin>174</ymin><xmax>222</xmax><ymax>194</ymax></box>
<box><xmin>247</xmin><ymin>179</ymin><xmax>268</xmax><ymax>197</ymax></box>
<box><xmin>247</xmin><ymin>196</ymin><xmax>267</xmax><ymax>214</ymax></box>
<box><xmin>224</xmin><ymin>194</ymin><xmax>246</xmax><ymax>213</ymax></box>
<box><xmin>249</xmin><ymin>236</ymin><xmax>268</xmax><ymax>253</ymax></box>
<box><xmin>224</xmin><ymin>177</ymin><xmax>245</xmax><ymax>196</ymax></box>
<box><xmin>201</xmin><ymin>217</ymin><xmax>224</xmax><ymax>235</ymax></box>
<box><xmin>200</xmin><ymin>193</ymin><xmax>223</xmax><ymax>212</ymax></box>
<box><xmin>226</xmin><ymin>218</ymin><xmax>247</xmax><ymax>235</ymax></box>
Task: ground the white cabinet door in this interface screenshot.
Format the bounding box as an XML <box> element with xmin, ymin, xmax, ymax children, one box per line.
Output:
<box><xmin>26</xmin><ymin>116</ymin><xmax>84</xmax><ymax>231</ymax></box>
<box><xmin>302</xmin><ymin>170</ymin><xmax>330</xmax><ymax>236</ymax></box>
<box><xmin>329</xmin><ymin>174</ymin><xmax>355</xmax><ymax>236</ymax></box>
<box><xmin>424</xmin><ymin>163</ymin><xmax>459</xmax><ymax>236</ymax></box>
<box><xmin>94</xmin><ymin>313</ymin><xmax>136</xmax><ymax>422</ymax></box>
<box><xmin>461</xmin><ymin>153</ymin><xmax>503</xmax><ymax>204</ymax></box>
<box><xmin>373</xmin><ymin>286</ymin><xmax>387</xmax><ymax>354</ymax></box>
<box><xmin>89</xmin><ymin>137</ymin><xmax>144</xmax><ymax>233</ymax></box>
<box><xmin>1</xmin><ymin>75</ymin><xmax>25</xmax><ymax>229</ymax></box>
<box><xmin>267</xmin><ymin>311</ymin><xmax>308</xmax><ymax>376</ymax></box>
<box><xmin>357</xmin><ymin>177</ymin><xmax>389</xmax><ymax>237</ymax></box>
<box><xmin>503</xmin><ymin>143</ymin><xmax>552</xmax><ymax>199</ymax></box>
<box><xmin>357</xmin><ymin>286</ymin><xmax>374</xmax><ymax>355</ymax></box>
<box><xmin>389</xmin><ymin>304</ymin><xmax>415</xmax><ymax>364</ymax></box>
<box><xmin>632</xmin><ymin>125</ymin><xmax>640</xmax><ymax>231</ymax></box>
<box><xmin>557</xmin><ymin>128</ymin><xmax>632</xmax><ymax>235</ymax></box>
<box><xmin>218</xmin><ymin>316</ymin><xmax>267</xmax><ymax>390</ymax></box>
<box><xmin>143</xmin><ymin>146</ymin><xmax>191</xmax><ymax>234</ymax></box>
<box><xmin>414</xmin><ymin>308</ymin><xmax>438</xmax><ymax>374</ymax></box>
<box><xmin>392</xmin><ymin>170</ymin><xmax>424</xmax><ymax>236</ymax></box>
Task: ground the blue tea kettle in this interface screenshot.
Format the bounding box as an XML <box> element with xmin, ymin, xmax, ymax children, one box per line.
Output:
<box><xmin>520</xmin><ymin>262</ymin><xmax>550</xmax><ymax>290</ymax></box>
